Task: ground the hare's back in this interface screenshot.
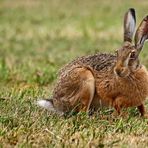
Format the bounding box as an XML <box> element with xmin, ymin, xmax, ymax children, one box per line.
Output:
<box><xmin>79</xmin><ymin>53</ymin><xmax>116</xmax><ymax>71</ymax></box>
<box><xmin>60</xmin><ymin>53</ymin><xmax>116</xmax><ymax>74</ymax></box>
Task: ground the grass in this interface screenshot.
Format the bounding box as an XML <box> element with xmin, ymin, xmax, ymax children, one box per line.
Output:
<box><xmin>1</xmin><ymin>0</ymin><xmax>148</xmax><ymax>147</ymax></box>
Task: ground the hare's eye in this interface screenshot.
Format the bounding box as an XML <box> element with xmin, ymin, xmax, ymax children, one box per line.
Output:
<box><xmin>130</xmin><ymin>51</ymin><xmax>136</xmax><ymax>59</ymax></box>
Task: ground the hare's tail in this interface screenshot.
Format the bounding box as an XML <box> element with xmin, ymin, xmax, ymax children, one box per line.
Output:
<box><xmin>37</xmin><ymin>99</ymin><xmax>55</xmax><ymax>111</ymax></box>
<box><xmin>37</xmin><ymin>99</ymin><xmax>64</xmax><ymax>115</ymax></box>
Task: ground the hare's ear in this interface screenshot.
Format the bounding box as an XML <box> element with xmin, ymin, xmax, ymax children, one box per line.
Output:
<box><xmin>124</xmin><ymin>8</ymin><xmax>136</xmax><ymax>42</ymax></box>
<box><xmin>135</xmin><ymin>16</ymin><xmax>148</xmax><ymax>53</ymax></box>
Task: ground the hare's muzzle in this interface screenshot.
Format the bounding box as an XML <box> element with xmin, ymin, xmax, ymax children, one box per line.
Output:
<box><xmin>115</xmin><ymin>69</ymin><xmax>122</xmax><ymax>76</ymax></box>
<box><xmin>114</xmin><ymin>67</ymin><xmax>130</xmax><ymax>78</ymax></box>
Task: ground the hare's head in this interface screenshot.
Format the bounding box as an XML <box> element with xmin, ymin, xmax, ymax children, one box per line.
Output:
<box><xmin>114</xmin><ymin>8</ymin><xmax>148</xmax><ymax>77</ymax></box>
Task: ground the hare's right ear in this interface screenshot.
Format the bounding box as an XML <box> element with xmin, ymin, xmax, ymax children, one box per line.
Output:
<box><xmin>134</xmin><ymin>16</ymin><xmax>148</xmax><ymax>53</ymax></box>
<box><xmin>124</xmin><ymin>8</ymin><xmax>136</xmax><ymax>42</ymax></box>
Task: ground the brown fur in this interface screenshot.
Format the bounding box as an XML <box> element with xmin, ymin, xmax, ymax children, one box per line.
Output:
<box><xmin>44</xmin><ymin>9</ymin><xmax>148</xmax><ymax>116</ymax></box>
<box><xmin>53</xmin><ymin>67</ymin><xmax>95</xmax><ymax>113</ymax></box>
<box><xmin>95</xmin><ymin>65</ymin><xmax>148</xmax><ymax>113</ymax></box>
<box><xmin>52</xmin><ymin>51</ymin><xmax>148</xmax><ymax>115</ymax></box>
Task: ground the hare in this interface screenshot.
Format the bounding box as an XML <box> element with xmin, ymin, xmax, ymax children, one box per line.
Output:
<box><xmin>37</xmin><ymin>8</ymin><xmax>148</xmax><ymax>116</ymax></box>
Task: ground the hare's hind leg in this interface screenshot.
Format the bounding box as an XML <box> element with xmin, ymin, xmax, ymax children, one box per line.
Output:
<box><xmin>69</xmin><ymin>68</ymin><xmax>95</xmax><ymax>112</ymax></box>
<box><xmin>54</xmin><ymin>67</ymin><xmax>95</xmax><ymax>113</ymax></box>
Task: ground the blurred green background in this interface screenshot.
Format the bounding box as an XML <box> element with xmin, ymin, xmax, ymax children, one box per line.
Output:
<box><xmin>0</xmin><ymin>0</ymin><xmax>148</xmax><ymax>86</ymax></box>
<box><xmin>1</xmin><ymin>0</ymin><xmax>148</xmax><ymax>147</ymax></box>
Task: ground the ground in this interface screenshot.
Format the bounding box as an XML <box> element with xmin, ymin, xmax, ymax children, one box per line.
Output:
<box><xmin>1</xmin><ymin>0</ymin><xmax>148</xmax><ymax>147</ymax></box>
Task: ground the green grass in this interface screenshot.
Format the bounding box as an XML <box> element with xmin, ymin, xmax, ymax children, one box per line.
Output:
<box><xmin>1</xmin><ymin>0</ymin><xmax>148</xmax><ymax>147</ymax></box>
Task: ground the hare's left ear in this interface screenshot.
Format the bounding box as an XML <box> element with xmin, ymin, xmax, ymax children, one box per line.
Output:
<box><xmin>124</xmin><ymin>8</ymin><xmax>136</xmax><ymax>42</ymax></box>
<box><xmin>135</xmin><ymin>15</ymin><xmax>148</xmax><ymax>53</ymax></box>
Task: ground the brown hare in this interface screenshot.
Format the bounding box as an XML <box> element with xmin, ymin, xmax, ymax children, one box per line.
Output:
<box><xmin>37</xmin><ymin>8</ymin><xmax>148</xmax><ymax>116</ymax></box>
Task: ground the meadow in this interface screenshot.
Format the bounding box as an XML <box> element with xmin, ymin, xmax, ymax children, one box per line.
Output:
<box><xmin>1</xmin><ymin>0</ymin><xmax>148</xmax><ymax>147</ymax></box>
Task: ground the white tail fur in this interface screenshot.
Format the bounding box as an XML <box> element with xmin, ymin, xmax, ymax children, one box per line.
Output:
<box><xmin>37</xmin><ymin>99</ymin><xmax>55</xmax><ymax>112</ymax></box>
<box><xmin>37</xmin><ymin>99</ymin><xmax>64</xmax><ymax>115</ymax></box>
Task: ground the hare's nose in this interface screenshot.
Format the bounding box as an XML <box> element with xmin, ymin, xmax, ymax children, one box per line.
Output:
<box><xmin>115</xmin><ymin>69</ymin><xmax>122</xmax><ymax>77</ymax></box>
<box><xmin>116</xmin><ymin>70</ymin><xmax>121</xmax><ymax>76</ymax></box>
